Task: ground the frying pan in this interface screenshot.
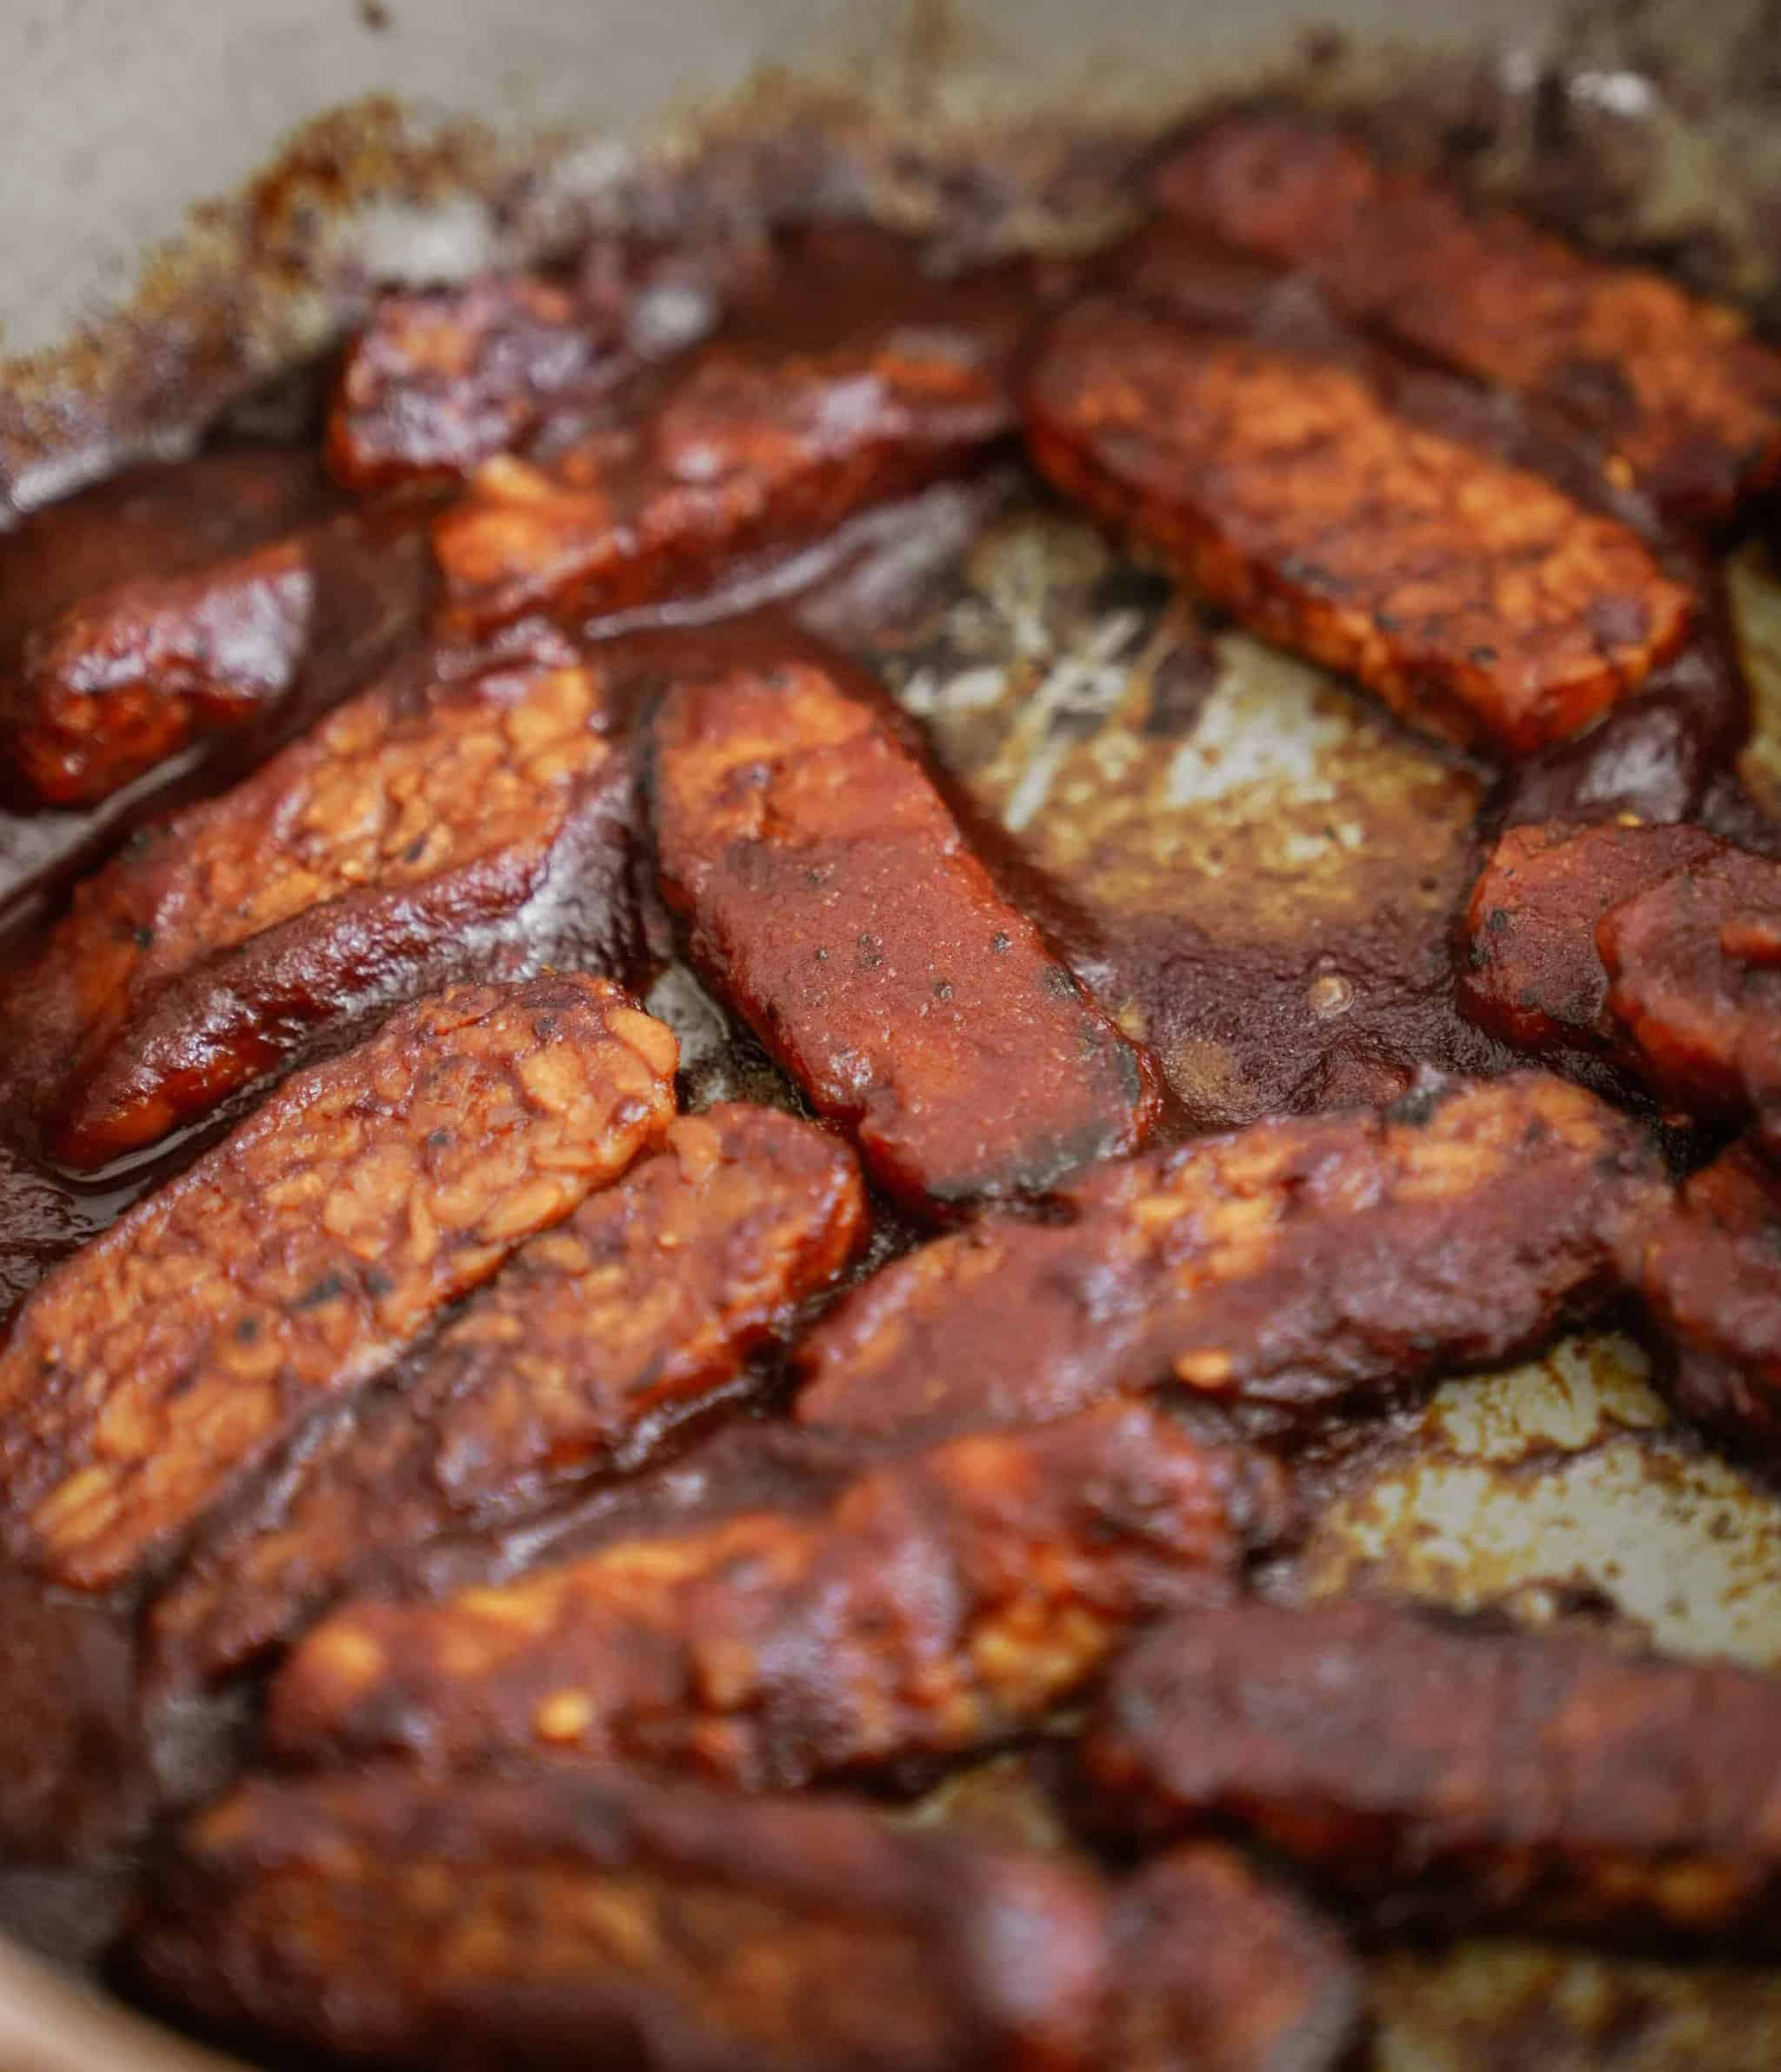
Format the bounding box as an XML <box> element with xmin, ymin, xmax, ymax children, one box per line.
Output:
<box><xmin>3</xmin><ymin>1</ymin><xmax>1781</xmax><ymax>2065</ymax></box>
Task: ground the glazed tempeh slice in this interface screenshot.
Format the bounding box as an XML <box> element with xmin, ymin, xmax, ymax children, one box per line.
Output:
<box><xmin>267</xmin><ymin>1402</ymin><xmax>1286</xmax><ymax>1776</ymax></box>
<box><xmin>326</xmin><ymin>232</ymin><xmax>873</xmax><ymax>491</ymax></box>
<box><xmin>0</xmin><ymin>450</ymin><xmax>392</xmax><ymax>806</ymax></box>
<box><xmin>8</xmin><ymin>633</ymin><xmax>641</xmax><ymax>1170</ymax></box>
<box><xmin>1024</xmin><ymin>302</ymin><xmax>1694</xmax><ymax>754</ymax></box>
<box><xmin>1598</xmin><ymin>845</ymin><xmax>1781</xmax><ymax>1149</ymax></box>
<box><xmin>1111</xmin><ymin>1844</ymin><xmax>1364</xmax><ymax>2072</ymax></box>
<box><xmin>1086</xmin><ymin>1596</ymin><xmax>1781</xmax><ymax>1943</ymax></box>
<box><xmin>795</xmin><ymin>1072</ymin><xmax>1665</xmax><ymax>1444</ymax></box>
<box><xmin>1460</xmin><ymin>820</ymin><xmax>1725</xmax><ymax>1059</ymax></box>
<box><xmin>1624</xmin><ymin>1143</ymin><xmax>1781</xmax><ymax>1460</ymax></box>
<box><xmin>433</xmin><ymin>322</ymin><xmax>1014</xmax><ymax>632</ymax></box>
<box><xmin>360</xmin><ymin>1418</ymin><xmax>887</xmax><ymax>1616</ymax></box>
<box><xmin>1155</xmin><ymin>111</ymin><xmax>1781</xmax><ymax>523</ymax></box>
<box><xmin>328</xmin><ymin>273</ymin><xmax>633</xmax><ymax>490</ymax></box>
<box><xmin>0</xmin><ymin>976</ymin><xmax>677</xmax><ymax>1590</ymax></box>
<box><xmin>649</xmin><ymin>650</ymin><xmax>1160</xmax><ymax>1211</ymax></box>
<box><xmin>150</xmin><ymin>1105</ymin><xmax>867</xmax><ymax>1685</ymax></box>
<box><xmin>130</xmin><ymin>1765</ymin><xmax>1110</xmax><ymax>2072</ymax></box>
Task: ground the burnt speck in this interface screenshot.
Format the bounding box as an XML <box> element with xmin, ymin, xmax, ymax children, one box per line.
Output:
<box><xmin>233</xmin><ymin>1316</ymin><xmax>261</xmax><ymax>1344</ymax></box>
<box><xmin>1638</xmin><ymin>227</ymin><xmax>1743</xmax><ymax>303</ymax></box>
<box><xmin>856</xmin><ymin>932</ymin><xmax>884</xmax><ymax>969</ymax></box>
<box><xmin>1144</xmin><ymin>636</ymin><xmax>1220</xmax><ymax>738</ymax></box>
<box><xmin>1280</xmin><ymin>554</ymin><xmax>1337</xmax><ymax>594</ymax></box>
<box><xmin>1300</xmin><ymin>25</ymin><xmax>1349</xmax><ymax>70</ymax></box>
<box><xmin>1048</xmin><ymin>696</ymin><xmax>1107</xmax><ymax>745</ymax></box>
<box><xmin>357</xmin><ymin>0</ymin><xmax>392</xmax><ymax>26</ymax></box>
<box><xmin>1088</xmin><ymin>563</ymin><xmax>1172</xmax><ymax>618</ymax></box>
<box><xmin>933</xmin><ymin>979</ymin><xmax>954</xmax><ymax>1001</ymax></box>
<box><xmin>1551</xmin><ymin>354</ymin><xmax>1637</xmax><ymax>426</ymax></box>
<box><xmin>1386</xmin><ymin>1083</ymin><xmax>1440</xmax><ymax>1127</ymax></box>
<box><xmin>1531</xmin><ymin>66</ymin><xmax>1575</xmax><ymax>161</ymax></box>
<box><xmin>991</xmin><ymin>932</ymin><xmax>1011</xmax><ymax>955</ymax></box>
<box><xmin>292</xmin><ymin>1270</ymin><xmax>347</xmax><ymax>1311</ymax></box>
<box><xmin>130</xmin><ymin>925</ymin><xmax>154</xmax><ymax>949</ymax></box>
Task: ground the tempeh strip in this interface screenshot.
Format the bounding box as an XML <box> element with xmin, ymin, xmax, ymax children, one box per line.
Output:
<box><xmin>129</xmin><ymin>1766</ymin><xmax>1111</xmax><ymax>2072</ymax></box>
<box><xmin>150</xmin><ymin>1105</ymin><xmax>866</xmax><ymax>1684</ymax></box>
<box><xmin>1598</xmin><ymin>845</ymin><xmax>1781</xmax><ymax>1149</ymax></box>
<box><xmin>1623</xmin><ymin>1143</ymin><xmax>1781</xmax><ymax>1461</ymax></box>
<box><xmin>1111</xmin><ymin>1844</ymin><xmax>1364</xmax><ymax>2072</ymax></box>
<box><xmin>1024</xmin><ymin>302</ymin><xmax>1693</xmax><ymax>753</ymax></box>
<box><xmin>1459</xmin><ymin>820</ymin><xmax>1724</xmax><ymax>1060</ymax></box>
<box><xmin>648</xmin><ymin>648</ymin><xmax>1161</xmax><ymax>1212</ymax></box>
<box><xmin>6</xmin><ymin>632</ymin><xmax>640</xmax><ymax>1170</ymax></box>
<box><xmin>0</xmin><ymin>452</ymin><xmax>422</xmax><ymax>805</ymax></box>
<box><xmin>1085</xmin><ymin>1596</ymin><xmax>1781</xmax><ymax>1943</ymax></box>
<box><xmin>0</xmin><ymin>976</ymin><xmax>677</xmax><ymax>1589</ymax></box>
<box><xmin>326</xmin><ymin>241</ymin><xmax>745</xmax><ymax>490</ymax></box>
<box><xmin>266</xmin><ymin>1402</ymin><xmax>1287</xmax><ymax>1777</ymax></box>
<box><xmin>328</xmin><ymin>275</ymin><xmax>629</xmax><ymax>491</ymax></box>
<box><xmin>433</xmin><ymin>324</ymin><xmax>1013</xmax><ymax>632</ymax></box>
<box><xmin>795</xmin><ymin>1071</ymin><xmax>1665</xmax><ymax>1445</ymax></box>
<box><xmin>1155</xmin><ymin>111</ymin><xmax>1781</xmax><ymax>522</ymax></box>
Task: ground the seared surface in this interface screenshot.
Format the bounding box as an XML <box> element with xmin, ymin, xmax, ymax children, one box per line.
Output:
<box><xmin>0</xmin><ymin>976</ymin><xmax>677</xmax><ymax>1590</ymax></box>
<box><xmin>0</xmin><ymin>452</ymin><xmax>352</xmax><ymax>805</ymax></box>
<box><xmin>326</xmin><ymin>239</ymin><xmax>751</xmax><ymax>490</ymax></box>
<box><xmin>1024</xmin><ymin>302</ymin><xmax>1694</xmax><ymax>754</ymax></box>
<box><xmin>1087</xmin><ymin>1596</ymin><xmax>1781</xmax><ymax>1942</ymax></box>
<box><xmin>434</xmin><ymin>321</ymin><xmax>1014</xmax><ymax>632</ymax></box>
<box><xmin>1460</xmin><ymin>821</ymin><xmax>1725</xmax><ymax>1059</ymax></box>
<box><xmin>1599</xmin><ymin>844</ymin><xmax>1781</xmax><ymax>1147</ymax></box>
<box><xmin>7</xmin><ymin>633</ymin><xmax>641</xmax><ymax>1170</ymax></box>
<box><xmin>650</xmin><ymin>648</ymin><xmax>1160</xmax><ymax>1211</ymax></box>
<box><xmin>796</xmin><ymin>1072</ymin><xmax>1665</xmax><ymax>1443</ymax></box>
<box><xmin>150</xmin><ymin>1105</ymin><xmax>866</xmax><ymax>1684</ymax></box>
<box><xmin>1112</xmin><ymin>1843</ymin><xmax>1364</xmax><ymax>2072</ymax></box>
<box><xmin>266</xmin><ymin>1402</ymin><xmax>1284</xmax><ymax>1777</ymax></box>
<box><xmin>130</xmin><ymin>1766</ymin><xmax>1110</xmax><ymax>2072</ymax></box>
<box><xmin>1156</xmin><ymin>111</ymin><xmax>1781</xmax><ymax>523</ymax></box>
<box><xmin>1625</xmin><ymin>1143</ymin><xmax>1781</xmax><ymax>1459</ymax></box>
<box><xmin>329</xmin><ymin>274</ymin><xmax>627</xmax><ymax>490</ymax></box>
